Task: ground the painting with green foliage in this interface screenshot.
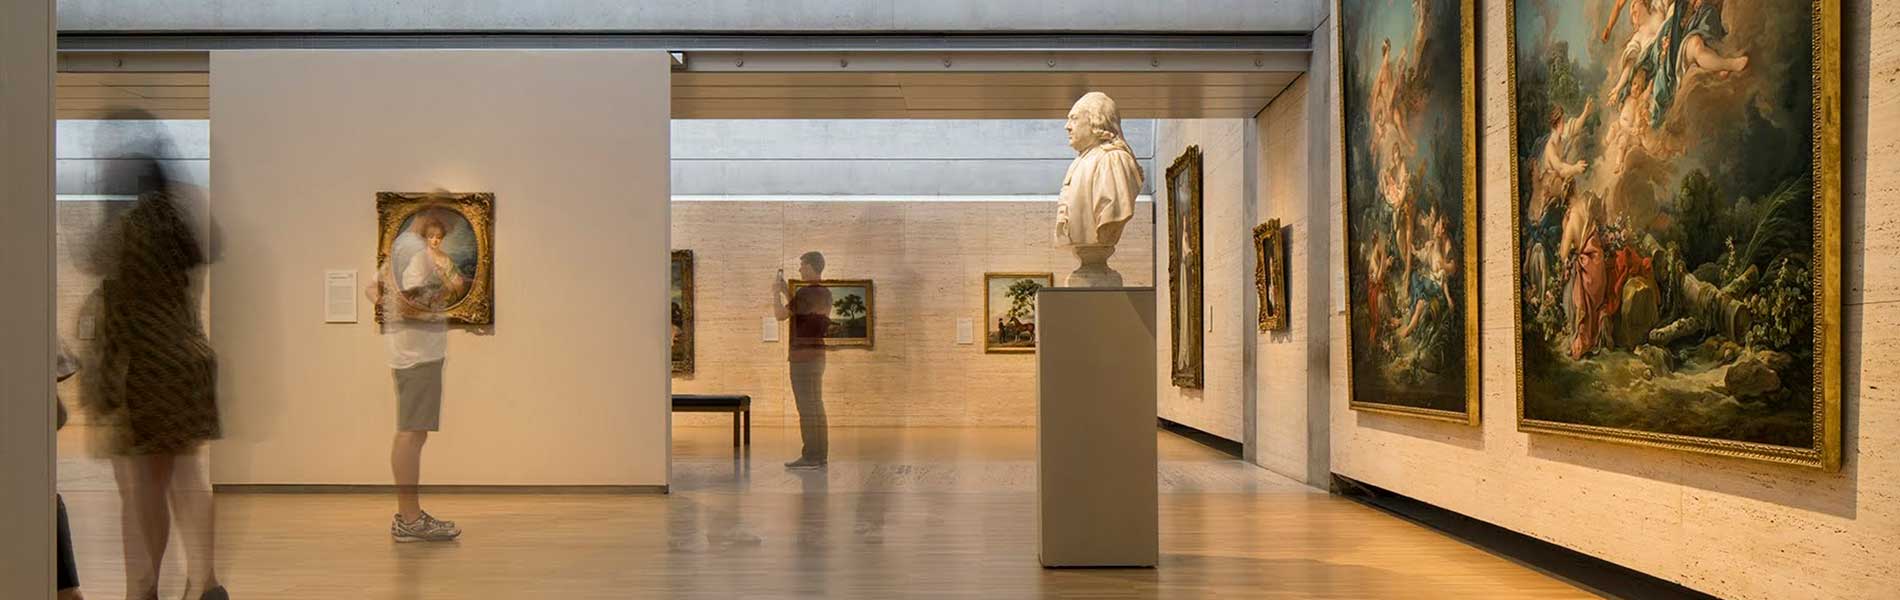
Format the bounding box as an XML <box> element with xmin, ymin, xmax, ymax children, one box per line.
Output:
<box><xmin>1510</xmin><ymin>0</ymin><xmax>1839</xmax><ymax>468</ymax></box>
<box><xmin>984</xmin><ymin>273</ymin><xmax>1052</xmax><ymax>353</ymax></box>
<box><xmin>1338</xmin><ymin>0</ymin><xmax>1478</xmax><ymax>422</ymax></box>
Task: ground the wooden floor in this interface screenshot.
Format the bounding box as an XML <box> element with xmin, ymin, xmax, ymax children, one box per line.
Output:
<box><xmin>55</xmin><ymin>426</ymin><xmax>1598</xmax><ymax>599</ymax></box>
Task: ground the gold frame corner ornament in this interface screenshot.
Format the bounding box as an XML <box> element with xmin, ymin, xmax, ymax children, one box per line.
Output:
<box><xmin>1334</xmin><ymin>0</ymin><xmax>1482</xmax><ymax>426</ymax></box>
<box><xmin>374</xmin><ymin>191</ymin><xmax>496</xmax><ymax>326</ymax></box>
<box><xmin>1166</xmin><ymin>145</ymin><xmax>1206</xmax><ymax>389</ymax></box>
<box><xmin>982</xmin><ymin>272</ymin><xmax>1055</xmax><ymax>355</ymax></box>
<box><xmin>1505</xmin><ymin>0</ymin><xmax>1841</xmax><ymax>470</ymax></box>
<box><xmin>671</xmin><ymin>250</ymin><xmax>695</xmax><ymax>376</ymax></box>
<box><xmin>1254</xmin><ymin>219</ymin><xmax>1288</xmax><ymax>332</ymax></box>
<box><xmin>788</xmin><ymin>279</ymin><xmax>876</xmax><ymax>349</ymax></box>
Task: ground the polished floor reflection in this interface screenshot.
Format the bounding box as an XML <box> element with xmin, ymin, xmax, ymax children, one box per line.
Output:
<box><xmin>56</xmin><ymin>426</ymin><xmax>1594</xmax><ymax>598</ymax></box>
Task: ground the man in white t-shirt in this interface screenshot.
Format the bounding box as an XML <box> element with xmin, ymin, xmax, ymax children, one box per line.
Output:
<box><xmin>367</xmin><ymin>268</ymin><xmax>461</xmax><ymax>543</ymax></box>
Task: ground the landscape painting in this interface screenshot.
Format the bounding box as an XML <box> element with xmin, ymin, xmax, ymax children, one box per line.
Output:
<box><xmin>1510</xmin><ymin>0</ymin><xmax>1840</xmax><ymax>468</ymax></box>
<box><xmin>1338</xmin><ymin>0</ymin><xmax>1479</xmax><ymax>423</ymax></box>
<box><xmin>789</xmin><ymin>280</ymin><xmax>874</xmax><ymax>348</ymax></box>
<box><xmin>671</xmin><ymin>250</ymin><xmax>694</xmax><ymax>375</ymax></box>
<box><xmin>984</xmin><ymin>272</ymin><xmax>1053</xmax><ymax>353</ymax></box>
<box><xmin>375</xmin><ymin>192</ymin><xmax>495</xmax><ymax>325</ymax></box>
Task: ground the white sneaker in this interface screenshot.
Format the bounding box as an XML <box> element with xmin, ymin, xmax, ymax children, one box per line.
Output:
<box><xmin>391</xmin><ymin>511</ymin><xmax>462</xmax><ymax>542</ymax></box>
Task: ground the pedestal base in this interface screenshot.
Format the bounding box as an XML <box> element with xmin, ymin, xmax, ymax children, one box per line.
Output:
<box><xmin>1065</xmin><ymin>244</ymin><xmax>1124</xmax><ymax>287</ymax></box>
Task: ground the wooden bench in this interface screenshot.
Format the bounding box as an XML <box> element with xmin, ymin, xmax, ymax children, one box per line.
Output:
<box><xmin>671</xmin><ymin>394</ymin><xmax>751</xmax><ymax>447</ymax></box>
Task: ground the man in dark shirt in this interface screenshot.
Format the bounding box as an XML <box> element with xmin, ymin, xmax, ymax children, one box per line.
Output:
<box><xmin>774</xmin><ymin>251</ymin><xmax>831</xmax><ymax>468</ymax></box>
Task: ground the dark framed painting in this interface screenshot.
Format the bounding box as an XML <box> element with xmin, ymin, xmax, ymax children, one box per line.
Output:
<box><xmin>671</xmin><ymin>250</ymin><xmax>695</xmax><ymax>375</ymax></box>
<box><xmin>1166</xmin><ymin>146</ymin><xmax>1205</xmax><ymax>389</ymax></box>
<box><xmin>984</xmin><ymin>272</ymin><xmax>1053</xmax><ymax>354</ymax></box>
<box><xmin>1337</xmin><ymin>0</ymin><xmax>1480</xmax><ymax>424</ymax></box>
<box><xmin>788</xmin><ymin>279</ymin><xmax>874</xmax><ymax>348</ymax></box>
<box><xmin>1254</xmin><ymin>219</ymin><xmax>1288</xmax><ymax>332</ymax></box>
<box><xmin>375</xmin><ymin>191</ymin><xmax>495</xmax><ymax>325</ymax></box>
<box><xmin>1509</xmin><ymin>0</ymin><xmax>1842</xmax><ymax>469</ymax></box>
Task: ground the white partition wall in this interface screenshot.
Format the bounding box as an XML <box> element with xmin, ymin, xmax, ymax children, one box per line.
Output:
<box><xmin>0</xmin><ymin>0</ymin><xmax>55</xmax><ymax>595</ymax></box>
<box><xmin>209</xmin><ymin>51</ymin><xmax>672</xmax><ymax>486</ymax></box>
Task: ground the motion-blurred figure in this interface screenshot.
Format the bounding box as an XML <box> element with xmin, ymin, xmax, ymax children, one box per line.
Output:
<box><xmin>82</xmin><ymin>113</ymin><xmax>229</xmax><ymax>600</ymax></box>
<box><xmin>774</xmin><ymin>252</ymin><xmax>830</xmax><ymax>469</ymax></box>
<box><xmin>56</xmin><ymin>342</ymin><xmax>84</xmax><ymax>600</ymax></box>
<box><xmin>367</xmin><ymin>193</ymin><xmax>463</xmax><ymax>543</ymax></box>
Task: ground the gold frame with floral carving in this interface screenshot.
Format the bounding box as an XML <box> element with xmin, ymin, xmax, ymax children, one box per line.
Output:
<box><xmin>375</xmin><ymin>191</ymin><xmax>495</xmax><ymax>325</ymax></box>
<box><xmin>1254</xmin><ymin>219</ymin><xmax>1288</xmax><ymax>332</ymax></box>
<box><xmin>1166</xmin><ymin>146</ymin><xmax>1205</xmax><ymax>389</ymax></box>
<box><xmin>1507</xmin><ymin>0</ymin><xmax>1842</xmax><ymax>470</ymax></box>
<box><xmin>1334</xmin><ymin>0</ymin><xmax>1481</xmax><ymax>425</ymax></box>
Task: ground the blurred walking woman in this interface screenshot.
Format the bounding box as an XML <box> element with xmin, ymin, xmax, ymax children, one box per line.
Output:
<box><xmin>84</xmin><ymin>187</ymin><xmax>229</xmax><ymax>600</ymax></box>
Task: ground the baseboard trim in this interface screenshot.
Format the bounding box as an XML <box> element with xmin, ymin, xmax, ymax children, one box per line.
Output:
<box><xmin>213</xmin><ymin>484</ymin><xmax>669</xmax><ymax>495</ymax></box>
<box><xmin>1332</xmin><ymin>474</ymin><xmax>1717</xmax><ymax>600</ymax></box>
<box><xmin>1156</xmin><ymin>418</ymin><xmax>1243</xmax><ymax>458</ymax></box>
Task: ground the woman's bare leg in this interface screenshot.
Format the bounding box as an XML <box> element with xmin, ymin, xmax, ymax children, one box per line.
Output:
<box><xmin>112</xmin><ymin>455</ymin><xmax>174</xmax><ymax>599</ymax></box>
<box><xmin>168</xmin><ymin>449</ymin><xmax>221</xmax><ymax>595</ymax></box>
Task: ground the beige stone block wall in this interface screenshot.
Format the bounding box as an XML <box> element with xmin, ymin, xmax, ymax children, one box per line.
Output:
<box><xmin>1254</xmin><ymin>76</ymin><xmax>1318</xmax><ymax>481</ymax></box>
<box><xmin>1325</xmin><ymin>1</ymin><xmax>1898</xmax><ymax>598</ymax></box>
<box><xmin>1154</xmin><ymin>119</ymin><xmax>1250</xmax><ymax>443</ymax></box>
<box><xmin>672</xmin><ymin>199</ymin><xmax>1155</xmax><ymax>428</ymax></box>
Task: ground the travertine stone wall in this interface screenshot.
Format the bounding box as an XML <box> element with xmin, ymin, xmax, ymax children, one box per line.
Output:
<box><xmin>1253</xmin><ymin>73</ymin><xmax>1329</xmax><ymax>483</ymax></box>
<box><xmin>1153</xmin><ymin>119</ymin><xmax>1250</xmax><ymax>443</ymax></box>
<box><xmin>1325</xmin><ymin>2</ymin><xmax>1897</xmax><ymax>598</ymax></box>
<box><xmin>672</xmin><ymin>199</ymin><xmax>1154</xmax><ymax>428</ymax></box>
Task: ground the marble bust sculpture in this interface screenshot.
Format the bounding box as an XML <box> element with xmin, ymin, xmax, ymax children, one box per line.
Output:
<box><xmin>1056</xmin><ymin>92</ymin><xmax>1145</xmax><ymax>287</ymax></box>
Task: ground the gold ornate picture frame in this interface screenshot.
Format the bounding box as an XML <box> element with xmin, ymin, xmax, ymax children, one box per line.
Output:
<box><xmin>1254</xmin><ymin>219</ymin><xmax>1287</xmax><ymax>332</ymax></box>
<box><xmin>671</xmin><ymin>250</ymin><xmax>695</xmax><ymax>375</ymax></box>
<box><xmin>788</xmin><ymin>279</ymin><xmax>875</xmax><ymax>348</ymax></box>
<box><xmin>375</xmin><ymin>191</ymin><xmax>495</xmax><ymax>325</ymax></box>
<box><xmin>1166</xmin><ymin>146</ymin><xmax>1205</xmax><ymax>389</ymax></box>
<box><xmin>1507</xmin><ymin>0</ymin><xmax>1841</xmax><ymax>470</ymax></box>
<box><xmin>983</xmin><ymin>272</ymin><xmax>1053</xmax><ymax>354</ymax></box>
<box><xmin>1335</xmin><ymin>0</ymin><xmax>1481</xmax><ymax>425</ymax></box>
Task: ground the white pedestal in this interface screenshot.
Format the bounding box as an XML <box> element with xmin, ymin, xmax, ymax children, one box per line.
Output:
<box><xmin>1036</xmin><ymin>287</ymin><xmax>1158</xmax><ymax>568</ymax></box>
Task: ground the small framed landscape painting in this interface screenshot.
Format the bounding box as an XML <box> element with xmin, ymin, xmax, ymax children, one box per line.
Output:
<box><xmin>788</xmin><ymin>279</ymin><xmax>875</xmax><ymax>348</ymax></box>
<box><xmin>984</xmin><ymin>272</ymin><xmax>1053</xmax><ymax>354</ymax></box>
<box><xmin>375</xmin><ymin>191</ymin><xmax>495</xmax><ymax>325</ymax></box>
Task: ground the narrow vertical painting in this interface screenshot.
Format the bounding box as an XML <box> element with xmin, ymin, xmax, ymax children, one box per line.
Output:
<box><xmin>375</xmin><ymin>192</ymin><xmax>495</xmax><ymax>325</ymax></box>
<box><xmin>671</xmin><ymin>250</ymin><xmax>694</xmax><ymax>375</ymax></box>
<box><xmin>984</xmin><ymin>272</ymin><xmax>1053</xmax><ymax>353</ymax></box>
<box><xmin>1166</xmin><ymin>146</ymin><xmax>1205</xmax><ymax>389</ymax></box>
<box><xmin>1254</xmin><ymin>219</ymin><xmax>1288</xmax><ymax>332</ymax></box>
<box><xmin>1338</xmin><ymin>0</ymin><xmax>1480</xmax><ymax>423</ymax></box>
<box><xmin>1510</xmin><ymin>0</ymin><xmax>1841</xmax><ymax>469</ymax></box>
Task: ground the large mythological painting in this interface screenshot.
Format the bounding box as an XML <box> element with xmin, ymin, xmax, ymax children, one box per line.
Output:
<box><xmin>376</xmin><ymin>192</ymin><xmax>495</xmax><ymax>325</ymax></box>
<box><xmin>1510</xmin><ymin>0</ymin><xmax>1840</xmax><ymax>469</ymax></box>
<box><xmin>1338</xmin><ymin>0</ymin><xmax>1479</xmax><ymax>423</ymax></box>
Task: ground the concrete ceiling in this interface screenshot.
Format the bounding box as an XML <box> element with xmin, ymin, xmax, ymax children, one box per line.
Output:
<box><xmin>57</xmin><ymin>70</ymin><xmax>1299</xmax><ymax>120</ymax></box>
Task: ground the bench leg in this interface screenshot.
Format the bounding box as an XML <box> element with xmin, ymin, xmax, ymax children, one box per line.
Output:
<box><xmin>743</xmin><ymin>410</ymin><xmax>751</xmax><ymax>445</ymax></box>
<box><xmin>732</xmin><ymin>411</ymin><xmax>741</xmax><ymax>447</ymax></box>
